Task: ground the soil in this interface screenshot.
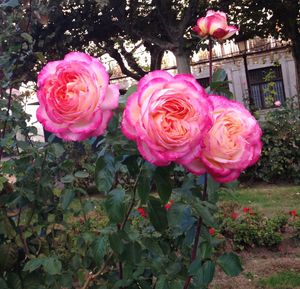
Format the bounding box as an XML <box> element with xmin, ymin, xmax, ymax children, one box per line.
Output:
<box><xmin>212</xmin><ymin>237</ymin><xmax>300</xmax><ymax>289</ymax></box>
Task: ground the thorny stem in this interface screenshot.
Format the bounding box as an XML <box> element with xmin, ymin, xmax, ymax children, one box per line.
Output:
<box><xmin>80</xmin><ymin>252</ymin><xmax>114</xmax><ymax>289</ymax></box>
<box><xmin>121</xmin><ymin>163</ymin><xmax>144</xmax><ymax>230</ymax></box>
<box><xmin>118</xmin><ymin>164</ymin><xmax>144</xmax><ymax>288</ymax></box>
<box><xmin>182</xmin><ymin>174</ymin><xmax>208</xmax><ymax>289</ymax></box>
<box><xmin>81</xmin><ymin>163</ymin><xmax>144</xmax><ymax>289</ymax></box>
<box><xmin>209</xmin><ymin>37</ymin><xmax>213</xmax><ymax>84</ymax></box>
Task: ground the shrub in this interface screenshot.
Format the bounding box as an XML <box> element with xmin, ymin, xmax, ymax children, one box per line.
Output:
<box><xmin>220</xmin><ymin>210</ymin><xmax>284</xmax><ymax>250</ymax></box>
<box><xmin>242</xmin><ymin>97</ymin><xmax>300</xmax><ymax>184</ymax></box>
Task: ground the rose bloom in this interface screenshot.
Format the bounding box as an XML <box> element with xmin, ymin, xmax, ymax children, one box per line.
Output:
<box><xmin>274</xmin><ymin>100</ymin><xmax>281</xmax><ymax>107</ymax></box>
<box><xmin>137</xmin><ymin>207</ymin><xmax>147</xmax><ymax>218</ymax></box>
<box><xmin>231</xmin><ymin>212</ymin><xmax>238</xmax><ymax>220</ymax></box>
<box><xmin>37</xmin><ymin>52</ymin><xmax>119</xmax><ymax>141</ymax></box>
<box><xmin>164</xmin><ymin>199</ymin><xmax>174</xmax><ymax>211</ymax></box>
<box><xmin>209</xmin><ymin>228</ymin><xmax>215</xmax><ymax>236</ymax></box>
<box><xmin>289</xmin><ymin>209</ymin><xmax>297</xmax><ymax>217</ymax></box>
<box><xmin>121</xmin><ymin>71</ymin><xmax>212</xmax><ymax>173</ymax></box>
<box><xmin>186</xmin><ymin>95</ymin><xmax>262</xmax><ymax>183</ymax></box>
<box><xmin>192</xmin><ymin>10</ymin><xmax>238</xmax><ymax>40</ymax></box>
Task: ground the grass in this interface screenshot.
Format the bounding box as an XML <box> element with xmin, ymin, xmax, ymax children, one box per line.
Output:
<box><xmin>219</xmin><ymin>184</ymin><xmax>300</xmax><ymax>216</ymax></box>
<box><xmin>258</xmin><ymin>271</ymin><xmax>300</xmax><ymax>289</ymax></box>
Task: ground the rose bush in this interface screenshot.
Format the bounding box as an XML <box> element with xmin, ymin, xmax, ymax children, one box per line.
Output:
<box><xmin>121</xmin><ymin>70</ymin><xmax>212</xmax><ymax>173</ymax></box>
<box><xmin>37</xmin><ymin>52</ymin><xmax>119</xmax><ymax>141</ymax></box>
<box><xmin>192</xmin><ymin>10</ymin><xmax>239</xmax><ymax>40</ymax></box>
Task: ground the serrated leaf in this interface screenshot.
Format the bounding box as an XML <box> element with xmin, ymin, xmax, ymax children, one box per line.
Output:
<box><xmin>43</xmin><ymin>256</ymin><xmax>62</xmax><ymax>275</ymax></box>
<box><xmin>195</xmin><ymin>260</ymin><xmax>215</xmax><ymax>286</ymax></box>
<box><xmin>207</xmin><ymin>174</ymin><xmax>220</xmax><ymax>203</ymax></box>
<box><xmin>217</xmin><ymin>252</ymin><xmax>243</xmax><ymax>277</ymax></box>
<box><xmin>199</xmin><ymin>241</ymin><xmax>212</xmax><ymax>260</ymax></box>
<box><xmin>193</xmin><ymin>202</ymin><xmax>215</xmax><ymax>227</ymax></box>
<box><xmin>23</xmin><ymin>258</ymin><xmax>45</xmax><ymax>273</ymax></box>
<box><xmin>121</xmin><ymin>242</ymin><xmax>142</xmax><ymax>264</ymax></box>
<box><xmin>61</xmin><ymin>174</ymin><xmax>75</xmax><ymax>184</ymax></box>
<box><xmin>92</xmin><ymin>237</ymin><xmax>107</xmax><ymax>265</ymax></box>
<box><xmin>51</xmin><ymin>143</ymin><xmax>65</xmax><ymax>158</ymax></box>
<box><xmin>95</xmin><ymin>153</ymin><xmax>115</xmax><ymax>192</ymax></box>
<box><xmin>137</xmin><ymin>162</ymin><xmax>155</xmax><ymax>204</ymax></box>
<box><xmin>109</xmin><ymin>232</ymin><xmax>125</xmax><ymax>255</ymax></box>
<box><xmin>122</xmin><ymin>155</ymin><xmax>139</xmax><ymax>176</ymax></box>
<box><xmin>104</xmin><ymin>189</ymin><xmax>125</xmax><ymax>223</ymax></box>
<box><xmin>165</xmin><ymin>262</ymin><xmax>181</xmax><ymax>276</ymax></box>
<box><xmin>74</xmin><ymin>171</ymin><xmax>89</xmax><ymax>178</ymax></box>
<box><xmin>61</xmin><ymin>189</ymin><xmax>75</xmax><ymax>210</ymax></box>
<box><xmin>156</xmin><ymin>275</ymin><xmax>168</xmax><ymax>289</ymax></box>
<box><xmin>188</xmin><ymin>259</ymin><xmax>201</xmax><ymax>276</ymax></box>
<box><xmin>154</xmin><ymin>167</ymin><xmax>172</xmax><ymax>204</ymax></box>
<box><xmin>148</xmin><ymin>197</ymin><xmax>168</xmax><ymax>232</ymax></box>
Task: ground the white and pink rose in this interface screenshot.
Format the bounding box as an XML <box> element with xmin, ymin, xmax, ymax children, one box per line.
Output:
<box><xmin>37</xmin><ymin>52</ymin><xmax>119</xmax><ymax>141</ymax></box>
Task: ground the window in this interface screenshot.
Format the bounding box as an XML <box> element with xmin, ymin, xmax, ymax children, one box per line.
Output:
<box><xmin>249</xmin><ymin>66</ymin><xmax>286</xmax><ymax>109</ymax></box>
<box><xmin>197</xmin><ymin>77</ymin><xmax>210</xmax><ymax>88</ymax></box>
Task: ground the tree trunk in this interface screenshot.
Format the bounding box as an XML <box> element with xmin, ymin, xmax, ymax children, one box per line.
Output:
<box><xmin>174</xmin><ymin>51</ymin><xmax>191</xmax><ymax>74</ymax></box>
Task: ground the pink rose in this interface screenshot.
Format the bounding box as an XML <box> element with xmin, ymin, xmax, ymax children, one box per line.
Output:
<box><xmin>192</xmin><ymin>10</ymin><xmax>238</xmax><ymax>40</ymax></box>
<box><xmin>185</xmin><ymin>95</ymin><xmax>262</xmax><ymax>182</ymax></box>
<box><xmin>274</xmin><ymin>100</ymin><xmax>281</xmax><ymax>107</ymax></box>
<box><xmin>37</xmin><ymin>52</ymin><xmax>119</xmax><ymax>141</ymax></box>
<box><xmin>121</xmin><ymin>71</ymin><xmax>212</xmax><ymax>172</ymax></box>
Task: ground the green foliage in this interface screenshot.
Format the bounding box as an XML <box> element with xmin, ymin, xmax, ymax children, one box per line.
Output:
<box><xmin>220</xmin><ymin>211</ymin><xmax>284</xmax><ymax>250</ymax></box>
<box><xmin>243</xmin><ymin>99</ymin><xmax>300</xmax><ymax>184</ymax></box>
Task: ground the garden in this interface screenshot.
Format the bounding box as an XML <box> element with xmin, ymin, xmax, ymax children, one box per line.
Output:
<box><xmin>1</xmin><ymin>1</ymin><xmax>300</xmax><ymax>289</ymax></box>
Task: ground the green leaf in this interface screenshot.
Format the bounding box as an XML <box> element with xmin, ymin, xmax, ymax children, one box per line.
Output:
<box><xmin>61</xmin><ymin>189</ymin><xmax>75</xmax><ymax>210</ymax></box>
<box><xmin>43</xmin><ymin>256</ymin><xmax>62</xmax><ymax>275</ymax></box>
<box><xmin>51</xmin><ymin>143</ymin><xmax>65</xmax><ymax>158</ymax></box>
<box><xmin>7</xmin><ymin>272</ymin><xmax>22</xmax><ymax>289</ymax></box>
<box><xmin>61</xmin><ymin>174</ymin><xmax>75</xmax><ymax>183</ymax></box>
<box><xmin>212</xmin><ymin>68</ymin><xmax>227</xmax><ymax>82</ymax></box>
<box><xmin>122</xmin><ymin>155</ymin><xmax>139</xmax><ymax>176</ymax></box>
<box><xmin>74</xmin><ymin>171</ymin><xmax>89</xmax><ymax>178</ymax></box>
<box><xmin>193</xmin><ymin>201</ymin><xmax>215</xmax><ymax>227</ymax></box>
<box><xmin>95</xmin><ymin>153</ymin><xmax>115</xmax><ymax>192</ymax></box>
<box><xmin>165</xmin><ymin>262</ymin><xmax>181</xmax><ymax>276</ymax></box>
<box><xmin>207</xmin><ymin>174</ymin><xmax>220</xmax><ymax>203</ymax></box>
<box><xmin>148</xmin><ymin>197</ymin><xmax>168</xmax><ymax>232</ymax></box>
<box><xmin>199</xmin><ymin>241</ymin><xmax>213</xmax><ymax>260</ymax></box>
<box><xmin>121</xmin><ymin>242</ymin><xmax>142</xmax><ymax>264</ymax></box>
<box><xmin>188</xmin><ymin>259</ymin><xmax>201</xmax><ymax>276</ymax></box>
<box><xmin>154</xmin><ymin>167</ymin><xmax>172</xmax><ymax>204</ymax></box>
<box><xmin>104</xmin><ymin>189</ymin><xmax>125</xmax><ymax>223</ymax></box>
<box><xmin>137</xmin><ymin>162</ymin><xmax>155</xmax><ymax>204</ymax></box>
<box><xmin>109</xmin><ymin>232</ymin><xmax>125</xmax><ymax>254</ymax></box>
<box><xmin>195</xmin><ymin>260</ymin><xmax>215</xmax><ymax>286</ymax></box>
<box><xmin>21</xmin><ymin>32</ymin><xmax>33</xmax><ymax>43</ymax></box>
<box><xmin>23</xmin><ymin>258</ymin><xmax>45</xmax><ymax>273</ymax></box>
<box><xmin>156</xmin><ymin>275</ymin><xmax>168</xmax><ymax>289</ymax></box>
<box><xmin>0</xmin><ymin>278</ymin><xmax>8</xmax><ymax>289</ymax></box>
<box><xmin>92</xmin><ymin>237</ymin><xmax>108</xmax><ymax>265</ymax></box>
<box><xmin>217</xmin><ymin>252</ymin><xmax>243</xmax><ymax>277</ymax></box>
